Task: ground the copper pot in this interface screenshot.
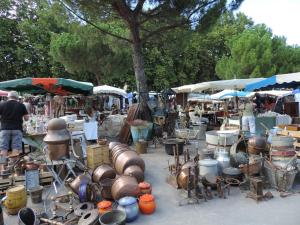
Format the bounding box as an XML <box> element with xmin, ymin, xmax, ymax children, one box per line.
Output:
<box><xmin>248</xmin><ymin>136</ymin><xmax>266</xmax><ymax>154</ymax></box>
<box><xmin>177</xmin><ymin>161</ymin><xmax>196</xmax><ymax>190</ymax></box>
<box><xmin>123</xmin><ymin>165</ymin><xmax>144</xmax><ymax>183</ymax></box>
<box><xmin>109</xmin><ymin>142</ymin><xmax>121</xmax><ymax>150</ymax></box>
<box><xmin>92</xmin><ymin>164</ymin><xmax>116</xmax><ymax>184</ymax></box>
<box><xmin>99</xmin><ymin>178</ymin><xmax>115</xmax><ymax>199</ymax></box>
<box><xmin>67</xmin><ymin>174</ymin><xmax>90</xmax><ymax>194</ymax></box>
<box><xmin>111</xmin><ymin>176</ymin><xmax>140</xmax><ymax>200</ymax></box>
<box><xmin>111</xmin><ymin>146</ymin><xmax>132</xmax><ymax>164</ymax></box>
<box><xmin>44</xmin><ymin>118</ymin><xmax>70</xmax><ymax>160</ymax></box>
<box><xmin>114</xmin><ymin>151</ymin><xmax>145</xmax><ymax>174</ymax></box>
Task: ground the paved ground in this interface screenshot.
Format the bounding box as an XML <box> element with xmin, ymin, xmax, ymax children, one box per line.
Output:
<box><xmin>4</xmin><ymin>141</ymin><xmax>300</xmax><ymax>225</ymax></box>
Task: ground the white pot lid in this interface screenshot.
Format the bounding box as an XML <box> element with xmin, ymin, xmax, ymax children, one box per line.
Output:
<box><xmin>199</xmin><ymin>159</ymin><xmax>218</xmax><ymax>166</ymax></box>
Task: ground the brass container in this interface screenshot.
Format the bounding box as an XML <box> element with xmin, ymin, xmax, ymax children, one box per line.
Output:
<box><xmin>177</xmin><ymin>161</ymin><xmax>196</xmax><ymax>190</ymax></box>
<box><xmin>67</xmin><ymin>174</ymin><xmax>90</xmax><ymax>194</ymax></box>
<box><xmin>248</xmin><ymin>136</ymin><xmax>266</xmax><ymax>154</ymax></box>
<box><xmin>111</xmin><ymin>146</ymin><xmax>132</xmax><ymax>165</ymax></box>
<box><xmin>109</xmin><ymin>142</ymin><xmax>121</xmax><ymax>150</ymax></box>
<box><xmin>92</xmin><ymin>164</ymin><xmax>116</xmax><ymax>184</ymax></box>
<box><xmin>114</xmin><ymin>151</ymin><xmax>145</xmax><ymax>174</ymax></box>
<box><xmin>123</xmin><ymin>165</ymin><xmax>144</xmax><ymax>183</ymax></box>
<box><xmin>111</xmin><ymin>176</ymin><xmax>140</xmax><ymax>200</ymax></box>
<box><xmin>44</xmin><ymin>118</ymin><xmax>70</xmax><ymax>160</ymax></box>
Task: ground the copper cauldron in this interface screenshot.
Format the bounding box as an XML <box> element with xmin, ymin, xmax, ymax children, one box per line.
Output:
<box><xmin>109</xmin><ymin>142</ymin><xmax>121</xmax><ymax>150</ymax></box>
<box><xmin>67</xmin><ymin>174</ymin><xmax>90</xmax><ymax>194</ymax></box>
<box><xmin>177</xmin><ymin>161</ymin><xmax>196</xmax><ymax>190</ymax></box>
<box><xmin>111</xmin><ymin>176</ymin><xmax>140</xmax><ymax>200</ymax></box>
<box><xmin>92</xmin><ymin>164</ymin><xmax>116</xmax><ymax>184</ymax></box>
<box><xmin>111</xmin><ymin>145</ymin><xmax>132</xmax><ymax>165</ymax></box>
<box><xmin>248</xmin><ymin>136</ymin><xmax>266</xmax><ymax>154</ymax></box>
<box><xmin>123</xmin><ymin>165</ymin><xmax>144</xmax><ymax>183</ymax></box>
<box><xmin>44</xmin><ymin>118</ymin><xmax>70</xmax><ymax>160</ymax></box>
<box><xmin>114</xmin><ymin>151</ymin><xmax>145</xmax><ymax>174</ymax></box>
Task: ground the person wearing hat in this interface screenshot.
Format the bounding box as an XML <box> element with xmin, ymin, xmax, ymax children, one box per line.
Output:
<box><xmin>0</xmin><ymin>91</ymin><xmax>29</xmax><ymax>158</ymax></box>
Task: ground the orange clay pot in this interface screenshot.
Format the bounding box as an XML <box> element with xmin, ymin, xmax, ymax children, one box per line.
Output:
<box><xmin>138</xmin><ymin>182</ymin><xmax>152</xmax><ymax>195</ymax></box>
<box><xmin>138</xmin><ymin>194</ymin><xmax>156</xmax><ymax>215</ymax></box>
<box><xmin>97</xmin><ymin>200</ymin><xmax>113</xmax><ymax>215</ymax></box>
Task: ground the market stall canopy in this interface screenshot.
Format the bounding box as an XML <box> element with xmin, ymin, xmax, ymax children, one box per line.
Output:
<box><xmin>211</xmin><ymin>89</ymin><xmax>250</xmax><ymax>99</ymax></box>
<box><xmin>172</xmin><ymin>84</ymin><xmax>195</xmax><ymax>93</ymax></box>
<box><xmin>255</xmin><ymin>90</ymin><xmax>292</xmax><ymax>97</ymax></box>
<box><xmin>93</xmin><ymin>85</ymin><xmax>127</xmax><ymax>97</ymax></box>
<box><xmin>244</xmin><ymin>72</ymin><xmax>300</xmax><ymax>91</ymax></box>
<box><xmin>191</xmin><ymin>78</ymin><xmax>264</xmax><ymax>92</ymax></box>
<box><xmin>0</xmin><ymin>78</ymin><xmax>93</xmax><ymax>95</ymax></box>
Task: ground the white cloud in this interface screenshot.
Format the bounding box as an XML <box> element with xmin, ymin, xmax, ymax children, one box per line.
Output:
<box><xmin>238</xmin><ymin>0</ymin><xmax>300</xmax><ymax>46</ymax></box>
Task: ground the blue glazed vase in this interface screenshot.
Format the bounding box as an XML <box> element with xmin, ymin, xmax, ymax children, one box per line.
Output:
<box><xmin>117</xmin><ymin>196</ymin><xmax>139</xmax><ymax>222</ymax></box>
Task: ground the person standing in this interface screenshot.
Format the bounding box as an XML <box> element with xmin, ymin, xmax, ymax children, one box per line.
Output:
<box><xmin>241</xmin><ymin>99</ymin><xmax>256</xmax><ymax>136</ymax></box>
<box><xmin>0</xmin><ymin>91</ymin><xmax>29</xmax><ymax>157</ymax></box>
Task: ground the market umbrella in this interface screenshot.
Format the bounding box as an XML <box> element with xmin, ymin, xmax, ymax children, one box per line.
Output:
<box><xmin>0</xmin><ymin>78</ymin><xmax>93</xmax><ymax>95</ymax></box>
<box><xmin>93</xmin><ymin>85</ymin><xmax>127</xmax><ymax>97</ymax></box>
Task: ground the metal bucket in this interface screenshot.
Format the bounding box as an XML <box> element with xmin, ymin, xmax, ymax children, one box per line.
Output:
<box><xmin>18</xmin><ymin>208</ymin><xmax>37</xmax><ymax>225</ymax></box>
<box><xmin>99</xmin><ymin>210</ymin><xmax>126</xmax><ymax>225</ymax></box>
<box><xmin>4</xmin><ymin>185</ymin><xmax>27</xmax><ymax>215</ymax></box>
<box><xmin>28</xmin><ymin>186</ymin><xmax>43</xmax><ymax>204</ymax></box>
<box><xmin>192</xmin><ymin>123</ymin><xmax>207</xmax><ymax>140</ymax></box>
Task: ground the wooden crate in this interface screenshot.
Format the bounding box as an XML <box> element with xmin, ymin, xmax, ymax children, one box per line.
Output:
<box><xmin>0</xmin><ymin>176</ymin><xmax>12</xmax><ymax>190</ymax></box>
<box><xmin>87</xmin><ymin>144</ymin><xmax>110</xmax><ymax>169</ymax></box>
<box><xmin>13</xmin><ymin>174</ymin><xmax>25</xmax><ymax>186</ymax></box>
<box><xmin>40</xmin><ymin>171</ymin><xmax>53</xmax><ymax>186</ymax></box>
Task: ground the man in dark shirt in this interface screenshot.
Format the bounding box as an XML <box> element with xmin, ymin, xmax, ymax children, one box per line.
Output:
<box><xmin>0</xmin><ymin>91</ymin><xmax>29</xmax><ymax>158</ymax></box>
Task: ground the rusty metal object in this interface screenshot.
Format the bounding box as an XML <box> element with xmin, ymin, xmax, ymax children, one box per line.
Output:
<box><xmin>99</xmin><ymin>178</ymin><xmax>115</xmax><ymax>200</ymax></box>
<box><xmin>78</xmin><ymin>209</ymin><xmax>99</xmax><ymax>225</ymax></box>
<box><xmin>111</xmin><ymin>176</ymin><xmax>140</xmax><ymax>200</ymax></box>
<box><xmin>114</xmin><ymin>151</ymin><xmax>145</xmax><ymax>174</ymax></box>
<box><xmin>248</xmin><ymin>136</ymin><xmax>266</xmax><ymax>154</ymax></box>
<box><xmin>74</xmin><ymin>202</ymin><xmax>95</xmax><ymax>217</ymax></box>
<box><xmin>123</xmin><ymin>165</ymin><xmax>144</xmax><ymax>183</ymax></box>
<box><xmin>66</xmin><ymin>174</ymin><xmax>90</xmax><ymax>195</ymax></box>
<box><xmin>44</xmin><ymin>118</ymin><xmax>70</xmax><ymax>160</ymax></box>
<box><xmin>177</xmin><ymin>161</ymin><xmax>196</xmax><ymax>190</ymax></box>
<box><xmin>92</xmin><ymin>164</ymin><xmax>116</xmax><ymax>184</ymax></box>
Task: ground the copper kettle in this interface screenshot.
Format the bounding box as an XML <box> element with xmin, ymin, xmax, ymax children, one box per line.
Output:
<box><xmin>177</xmin><ymin>161</ymin><xmax>196</xmax><ymax>190</ymax></box>
<box><xmin>66</xmin><ymin>174</ymin><xmax>90</xmax><ymax>194</ymax></box>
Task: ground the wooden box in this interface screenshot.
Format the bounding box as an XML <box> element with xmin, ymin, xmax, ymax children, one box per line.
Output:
<box><xmin>0</xmin><ymin>176</ymin><xmax>12</xmax><ymax>190</ymax></box>
<box><xmin>87</xmin><ymin>144</ymin><xmax>110</xmax><ymax>169</ymax></box>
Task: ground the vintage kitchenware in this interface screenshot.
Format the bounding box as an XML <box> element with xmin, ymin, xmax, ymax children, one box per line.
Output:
<box><xmin>44</xmin><ymin>118</ymin><xmax>70</xmax><ymax>160</ymax></box>
<box><xmin>230</xmin><ymin>151</ymin><xmax>248</xmax><ymax>167</ymax></box>
<box><xmin>139</xmin><ymin>194</ymin><xmax>156</xmax><ymax>215</ymax></box>
<box><xmin>136</xmin><ymin>140</ymin><xmax>148</xmax><ymax>154</ymax></box>
<box><xmin>206</xmin><ymin>130</ymin><xmax>238</xmax><ymax>146</ymax></box>
<box><xmin>192</xmin><ymin>123</ymin><xmax>207</xmax><ymax>140</ymax></box>
<box><xmin>123</xmin><ymin>165</ymin><xmax>144</xmax><ymax>183</ymax></box>
<box><xmin>18</xmin><ymin>207</ymin><xmax>37</xmax><ymax>225</ymax></box>
<box><xmin>248</xmin><ymin>136</ymin><xmax>266</xmax><ymax>154</ymax></box>
<box><xmin>78</xmin><ymin>209</ymin><xmax>99</xmax><ymax>225</ymax></box>
<box><xmin>222</xmin><ymin>167</ymin><xmax>242</xmax><ymax>180</ymax></box>
<box><xmin>230</xmin><ymin>138</ymin><xmax>248</xmax><ymax>155</ymax></box>
<box><xmin>28</xmin><ymin>186</ymin><xmax>43</xmax><ymax>204</ymax></box>
<box><xmin>111</xmin><ymin>145</ymin><xmax>132</xmax><ymax>165</ymax></box>
<box><xmin>109</xmin><ymin>142</ymin><xmax>121</xmax><ymax>150</ymax></box>
<box><xmin>99</xmin><ymin>210</ymin><xmax>126</xmax><ymax>225</ymax></box>
<box><xmin>97</xmin><ymin>201</ymin><xmax>113</xmax><ymax>215</ymax></box>
<box><xmin>4</xmin><ymin>185</ymin><xmax>27</xmax><ymax>215</ymax></box>
<box><xmin>92</xmin><ymin>164</ymin><xmax>116</xmax><ymax>184</ymax></box>
<box><xmin>139</xmin><ymin>182</ymin><xmax>152</xmax><ymax>195</ymax></box>
<box><xmin>67</xmin><ymin>174</ymin><xmax>90</xmax><ymax>195</ymax></box>
<box><xmin>114</xmin><ymin>150</ymin><xmax>145</xmax><ymax>174</ymax></box>
<box><xmin>111</xmin><ymin>176</ymin><xmax>140</xmax><ymax>200</ymax></box>
<box><xmin>74</xmin><ymin>203</ymin><xmax>95</xmax><ymax>217</ymax></box>
<box><xmin>117</xmin><ymin>196</ymin><xmax>139</xmax><ymax>222</ymax></box>
<box><xmin>198</xmin><ymin>159</ymin><xmax>218</xmax><ymax>177</ymax></box>
<box><xmin>177</xmin><ymin>161</ymin><xmax>196</xmax><ymax>190</ymax></box>
<box><xmin>216</xmin><ymin>149</ymin><xmax>230</xmax><ymax>174</ymax></box>
<box><xmin>99</xmin><ymin>178</ymin><xmax>114</xmax><ymax>200</ymax></box>
<box><xmin>198</xmin><ymin>148</ymin><xmax>215</xmax><ymax>159</ymax></box>
<box><xmin>164</xmin><ymin>138</ymin><xmax>185</xmax><ymax>155</ymax></box>
<box><xmin>271</xmin><ymin>150</ymin><xmax>296</xmax><ymax>168</ymax></box>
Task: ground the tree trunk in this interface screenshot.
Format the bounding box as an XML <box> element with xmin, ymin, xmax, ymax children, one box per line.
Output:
<box><xmin>130</xmin><ymin>23</ymin><xmax>151</xmax><ymax>120</ymax></box>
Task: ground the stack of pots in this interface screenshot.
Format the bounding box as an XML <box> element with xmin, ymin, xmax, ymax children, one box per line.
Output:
<box><xmin>110</xmin><ymin>142</ymin><xmax>145</xmax><ymax>183</ymax></box>
<box><xmin>270</xmin><ymin>136</ymin><xmax>296</xmax><ymax>168</ymax></box>
<box><xmin>205</xmin><ymin>130</ymin><xmax>238</xmax><ymax>154</ymax></box>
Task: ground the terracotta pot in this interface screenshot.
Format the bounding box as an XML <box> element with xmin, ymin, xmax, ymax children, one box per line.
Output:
<box><xmin>97</xmin><ymin>200</ymin><xmax>113</xmax><ymax>215</ymax></box>
<box><xmin>123</xmin><ymin>165</ymin><xmax>144</xmax><ymax>183</ymax></box>
<box><xmin>139</xmin><ymin>194</ymin><xmax>156</xmax><ymax>215</ymax></box>
<box><xmin>177</xmin><ymin>161</ymin><xmax>196</xmax><ymax>190</ymax></box>
<box><xmin>114</xmin><ymin>151</ymin><xmax>145</xmax><ymax>174</ymax></box>
<box><xmin>67</xmin><ymin>174</ymin><xmax>90</xmax><ymax>194</ymax></box>
<box><xmin>92</xmin><ymin>164</ymin><xmax>116</xmax><ymax>184</ymax></box>
<box><xmin>111</xmin><ymin>176</ymin><xmax>140</xmax><ymax>200</ymax></box>
<box><xmin>138</xmin><ymin>182</ymin><xmax>152</xmax><ymax>195</ymax></box>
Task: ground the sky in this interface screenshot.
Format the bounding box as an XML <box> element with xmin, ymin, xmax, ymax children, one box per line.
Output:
<box><xmin>238</xmin><ymin>0</ymin><xmax>300</xmax><ymax>46</ymax></box>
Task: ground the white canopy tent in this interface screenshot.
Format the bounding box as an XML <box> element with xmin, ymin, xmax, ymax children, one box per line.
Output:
<box><xmin>93</xmin><ymin>85</ymin><xmax>127</xmax><ymax>97</ymax></box>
